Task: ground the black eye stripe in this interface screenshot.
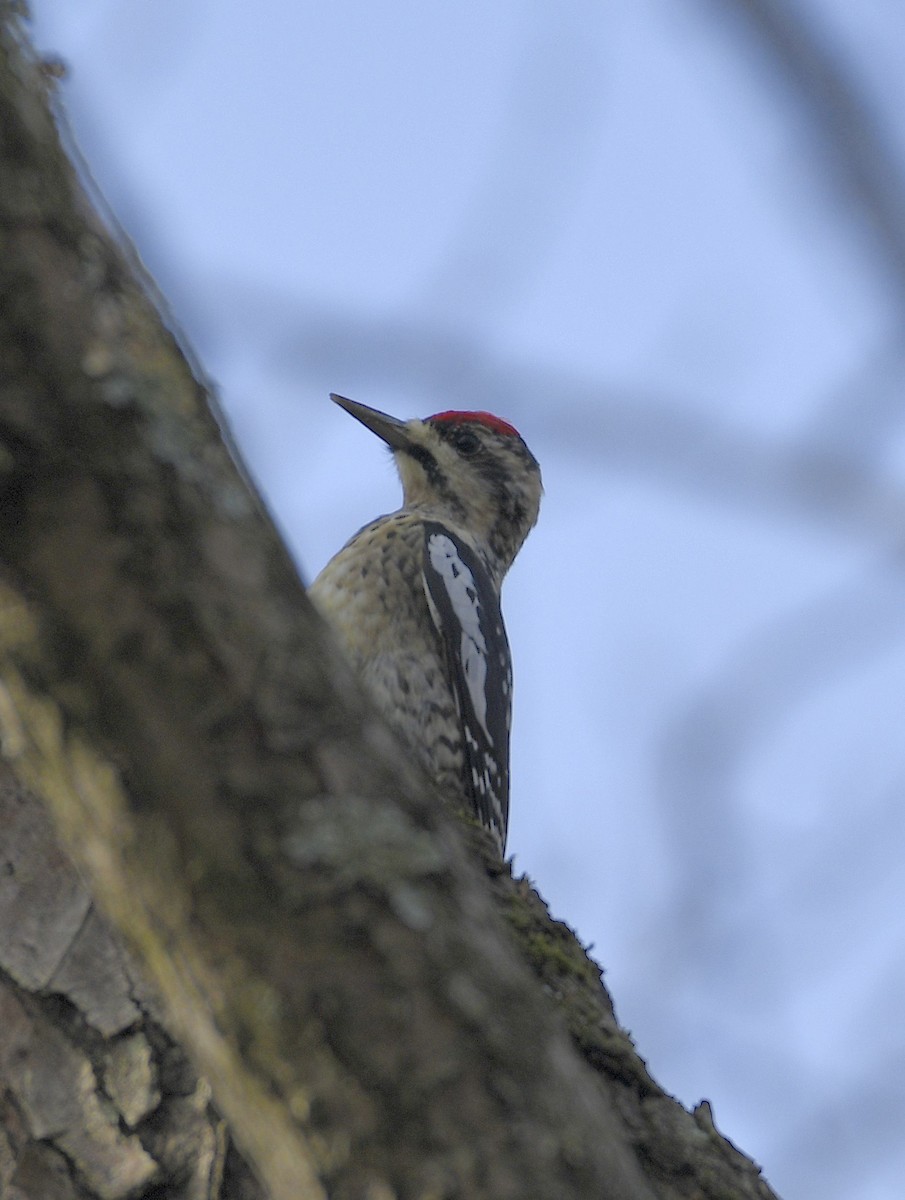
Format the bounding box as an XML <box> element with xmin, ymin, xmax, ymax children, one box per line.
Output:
<box><xmin>403</xmin><ymin>444</ymin><xmax>467</xmax><ymax>519</ymax></box>
<box><xmin>452</xmin><ymin>430</ymin><xmax>480</xmax><ymax>455</ymax></box>
<box><xmin>405</xmin><ymin>443</ymin><xmax>442</xmax><ymax>486</ymax></box>
<box><xmin>433</xmin><ymin>422</ymin><xmax>482</xmax><ymax>454</ymax></box>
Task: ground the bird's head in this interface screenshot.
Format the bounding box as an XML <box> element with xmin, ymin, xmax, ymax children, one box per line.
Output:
<box><xmin>330</xmin><ymin>393</ymin><xmax>542</xmax><ymax>579</ymax></box>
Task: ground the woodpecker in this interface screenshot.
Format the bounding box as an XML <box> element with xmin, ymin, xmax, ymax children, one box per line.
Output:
<box><xmin>310</xmin><ymin>393</ymin><xmax>542</xmax><ymax>856</ymax></box>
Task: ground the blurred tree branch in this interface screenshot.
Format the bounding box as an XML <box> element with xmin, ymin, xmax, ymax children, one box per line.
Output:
<box><xmin>712</xmin><ymin>0</ymin><xmax>905</xmax><ymax>305</ymax></box>
<box><xmin>276</xmin><ymin>305</ymin><xmax>905</xmax><ymax>545</ymax></box>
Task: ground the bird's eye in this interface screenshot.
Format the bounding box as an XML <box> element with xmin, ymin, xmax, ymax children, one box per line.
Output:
<box><xmin>453</xmin><ymin>429</ymin><xmax>480</xmax><ymax>456</ymax></box>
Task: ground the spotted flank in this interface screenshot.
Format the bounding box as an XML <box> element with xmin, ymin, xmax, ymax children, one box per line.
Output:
<box><xmin>421</xmin><ymin>523</ymin><xmax>511</xmax><ymax>853</ymax></box>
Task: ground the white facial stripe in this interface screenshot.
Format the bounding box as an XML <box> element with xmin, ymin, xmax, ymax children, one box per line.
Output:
<box><xmin>426</xmin><ymin>533</ymin><xmax>493</xmax><ymax>743</ymax></box>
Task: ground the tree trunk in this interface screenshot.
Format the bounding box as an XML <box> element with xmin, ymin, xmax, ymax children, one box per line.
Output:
<box><xmin>0</xmin><ymin>12</ymin><xmax>778</xmax><ymax>1200</ymax></box>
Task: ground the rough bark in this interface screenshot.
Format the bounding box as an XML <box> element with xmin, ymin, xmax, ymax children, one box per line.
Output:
<box><xmin>0</xmin><ymin>767</ymin><xmax>264</xmax><ymax>1200</ymax></box>
<box><xmin>0</xmin><ymin>10</ymin><xmax>779</xmax><ymax>1200</ymax></box>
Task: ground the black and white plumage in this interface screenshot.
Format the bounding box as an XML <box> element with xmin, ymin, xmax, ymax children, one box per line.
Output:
<box><xmin>309</xmin><ymin>394</ymin><xmax>542</xmax><ymax>856</ymax></box>
<box><xmin>421</xmin><ymin>522</ymin><xmax>512</xmax><ymax>849</ymax></box>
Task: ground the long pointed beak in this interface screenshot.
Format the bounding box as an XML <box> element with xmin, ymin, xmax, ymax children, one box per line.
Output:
<box><xmin>330</xmin><ymin>393</ymin><xmax>411</xmax><ymax>450</ymax></box>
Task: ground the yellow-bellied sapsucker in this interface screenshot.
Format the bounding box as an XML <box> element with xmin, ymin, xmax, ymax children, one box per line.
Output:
<box><xmin>310</xmin><ymin>393</ymin><xmax>542</xmax><ymax>855</ymax></box>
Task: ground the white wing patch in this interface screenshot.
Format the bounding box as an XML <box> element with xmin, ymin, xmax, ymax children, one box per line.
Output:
<box><xmin>425</xmin><ymin>532</ymin><xmax>493</xmax><ymax>744</ymax></box>
<box><xmin>420</xmin><ymin>523</ymin><xmax>512</xmax><ymax>854</ymax></box>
